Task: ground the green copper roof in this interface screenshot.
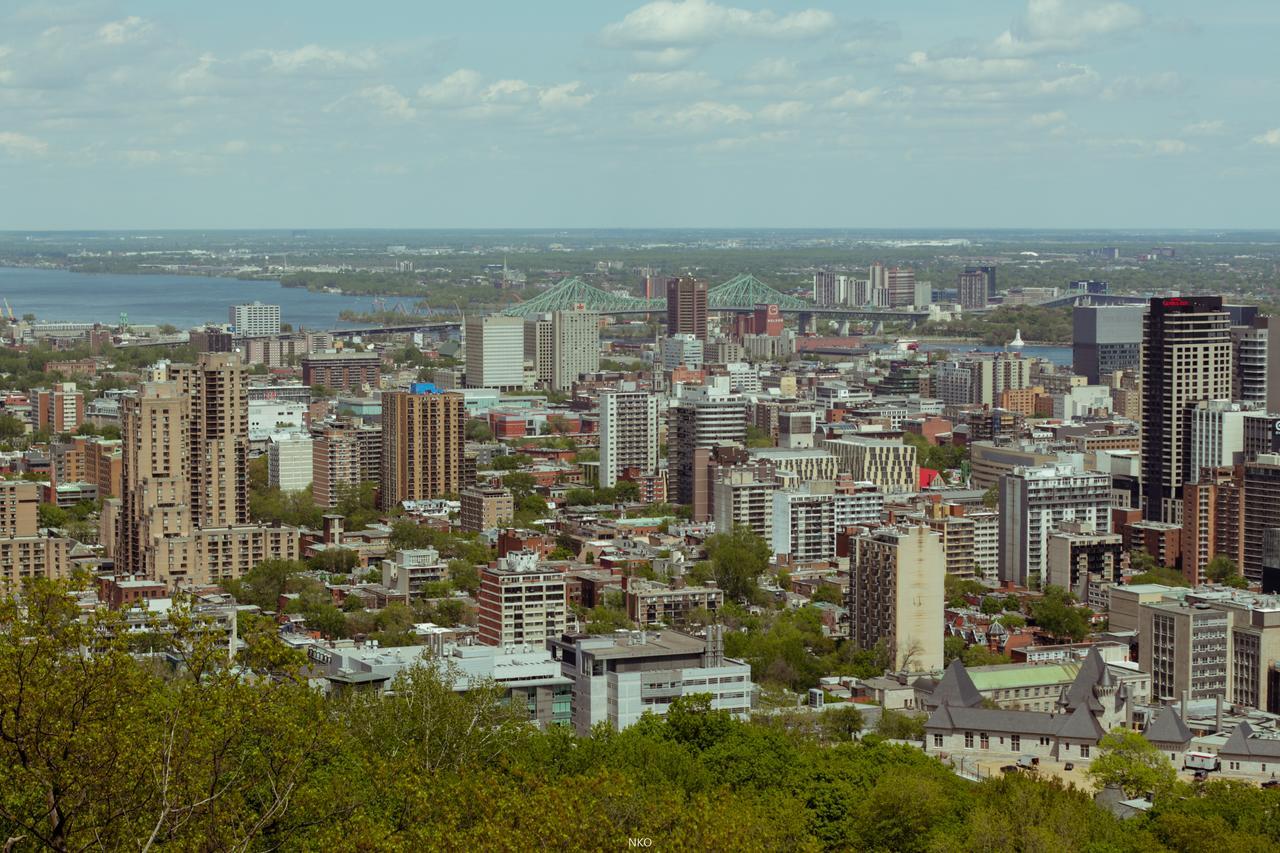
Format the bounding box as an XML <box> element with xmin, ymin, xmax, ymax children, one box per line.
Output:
<box><xmin>967</xmin><ymin>662</ymin><xmax>1081</xmax><ymax>691</ymax></box>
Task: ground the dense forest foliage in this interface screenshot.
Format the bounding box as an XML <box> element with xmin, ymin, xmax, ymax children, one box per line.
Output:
<box><xmin>3</xmin><ymin>579</ymin><xmax>1279</xmax><ymax>851</ymax></box>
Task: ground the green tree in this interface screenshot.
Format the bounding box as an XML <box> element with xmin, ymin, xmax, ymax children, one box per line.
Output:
<box><xmin>820</xmin><ymin>704</ymin><xmax>866</xmax><ymax>742</ymax></box>
<box><xmin>875</xmin><ymin>709</ymin><xmax>926</xmax><ymax>741</ymax></box>
<box><xmin>37</xmin><ymin>502</ymin><xmax>69</xmax><ymax>529</ymax></box>
<box><xmin>1029</xmin><ymin>585</ymin><xmax>1091</xmax><ymax>642</ymax></box>
<box><xmin>1086</xmin><ymin>728</ymin><xmax>1178</xmax><ymax>798</ymax></box>
<box><xmin>465</xmin><ymin>419</ymin><xmax>494</xmax><ymax>441</ymax></box>
<box><xmin>1205</xmin><ymin>555</ymin><xmax>1241</xmax><ymax>584</ymax></box>
<box><xmin>706</xmin><ymin>525</ymin><xmax>770</xmax><ymax>601</ymax></box>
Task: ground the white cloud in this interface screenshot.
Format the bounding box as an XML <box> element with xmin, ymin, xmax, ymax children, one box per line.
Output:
<box><xmin>538</xmin><ymin>82</ymin><xmax>593</xmax><ymax>110</ymax></box>
<box><xmin>220</xmin><ymin>139</ymin><xmax>248</xmax><ymax>154</ymax></box>
<box><xmin>630</xmin><ymin>47</ymin><xmax>698</xmax><ymax>68</ymax></box>
<box><xmin>626</xmin><ymin>70</ymin><xmax>719</xmax><ymax>93</ymax></box>
<box><xmin>757</xmin><ymin>100</ymin><xmax>810</xmax><ymax>123</ymax></box>
<box><xmin>97</xmin><ymin>16</ymin><xmax>152</xmax><ymax>45</ymax></box>
<box><xmin>1253</xmin><ymin>129</ymin><xmax>1280</xmax><ymax>147</ymax></box>
<box><xmin>418</xmin><ymin>69</ymin><xmax>484</xmax><ymax>106</ymax></box>
<box><xmin>1153</xmin><ymin>139</ymin><xmax>1189</xmax><ymax>155</ymax></box>
<box><xmin>994</xmin><ymin>0</ymin><xmax>1144</xmax><ymax>56</ymax></box>
<box><xmin>1029</xmin><ymin>110</ymin><xmax>1066</xmax><ymax>126</ymax></box>
<box><xmin>827</xmin><ymin>87</ymin><xmax>879</xmax><ymax>109</ymax></box>
<box><xmin>744</xmin><ymin>57</ymin><xmax>797</xmax><ymax>82</ymax></box>
<box><xmin>602</xmin><ymin>0</ymin><xmax>835</xmax><ymax>47</ymax></box>
<box><xmin>1181</xmin><ymin>119</ymin><xmax>1224</xmax><ymax>136</ymax></box>
<box><xmin>356</xmin><ymin>84</ymin><xmax>417</xmax><ymax>120</ymax></box>
<box><xmin>644</xmin><ymin>100</ymin><xmax>751</xmax><ymax>132</ymax></box>
<box><xmin>1102</xmin><ymin>71</ymin><xmax>1182</xmax><ymax>100</ymax></box>
<box><xmin>0</xmin><ymin>131</ymin><xmax>48</xmax><ymax>157</ymax></box>
<box><xmin>417</xmin><ymin>70</ymin><xmax>591</xmax><ymax>117</ymax></box>
<box><xmin>898</xmin><ymin>51</ymin><xmax>1033</xmax><ymax>82</ymax></box>
<box><xmin>258</xmin><ymin>45</ymin><xmax>379</xmax><ymax>75</ymax></box>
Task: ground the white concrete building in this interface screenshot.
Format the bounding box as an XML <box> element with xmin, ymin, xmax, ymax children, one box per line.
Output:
<box><xmin>267</xmin><ymin>432</ymin><xmax>313</xmax><ymax>492</ymax></box>
<box><xmin>465</xmin><ymin>314</ymin><xmax>526</xmax><ymax>390</ymax></box>
<box><xmin>771</xmin><ymin>484</ymin><xmax>837</xmax><ymax>563</ymax></box>
<box><xmin>999</xmin><ymin>463</ymin><xmax>1112</xmax><ymax>589</ymax></box>
<box><xmin>229</xmin><ymin>302</ymin><xmax>281</xmax><ymax>338</ymax></box>
<box><xmin>1188</xmin><ymin>399</ymin><xmax>1255</xmax><ymax>481</ymax></box>
<box><xmin>661</xmin><ymin>334</ymin><xmax>704</xmax><ymax>370</ymax></box>
<box><xmin>248</xmin><ymin>399</ymin><xmax>307</xmax><ymax>442</ymax></box>
<box><xmin>550</xmin><ymin>308</ymin><xmax>599</xmax><ymax>392</ymax></box>
<box><xmin>546</xmin><ymin>627</ymin><xmax>752</xmax><ymax>735</ymax></box>
<box><xmin>599</xmin><ymin>386</ymin><xmax>658</xmax><ymax>489</ymax></box>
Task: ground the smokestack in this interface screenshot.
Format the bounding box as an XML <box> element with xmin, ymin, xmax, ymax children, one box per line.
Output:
<box><xmin>1216</xmin><ymin>693</ymin><xmax>1224</xmax><ymax>733</ymax></box>
<box><xmin>1181</xmin><ymin>690</ymin><xmax>1189</xmax><ymax>723</ymax></box>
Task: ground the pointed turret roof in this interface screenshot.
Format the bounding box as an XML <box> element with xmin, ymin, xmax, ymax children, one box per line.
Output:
<box><xmin>1060</xmin><ymin>647</ymin><xmax>1108</xmax><ymax>713</ymax></box>
<box><xmin>1142</xmin><ymin>706</ymin><xmax>1192</xmax><ymax>746</ymax></box>
<box><xmin>929</xmin><ymin>658</ymin><xmax>984</xmax><ymax>709</ymax></box>
<box><xmin>1056</xmin><ymin>704</ymin><xmax>1106</xmax><ymax>741</ymax></box>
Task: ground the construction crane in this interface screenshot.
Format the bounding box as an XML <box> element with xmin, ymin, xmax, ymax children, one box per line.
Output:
<box><xmin>2</xmin><ymin>298</ymin><xmax>14</xmax><ymax>322</ymax></box>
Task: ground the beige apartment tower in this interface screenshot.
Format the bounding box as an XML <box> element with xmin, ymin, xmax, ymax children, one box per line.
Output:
<box><xmin>848</xmin><ymin>525</ymin><xmax>945</xmax><ymax>672</ymax></box>
<box><xmin>380</xmin><ymin>386</ymin><xmax>466</xmax><ymax>510</ymax></box>
<box><xmin>115</xmin><ymin>353</ymin><xmax>299</xmax><ymax>587</ymax></box>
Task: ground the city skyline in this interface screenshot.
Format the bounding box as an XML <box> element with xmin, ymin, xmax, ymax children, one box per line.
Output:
<box><xmin>1</xmin><ymin>0</ymin><xmax>1278</xmax><ymax>230</ymax></box>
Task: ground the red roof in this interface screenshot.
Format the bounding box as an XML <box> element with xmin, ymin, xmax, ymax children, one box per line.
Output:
<box><xmin>918</xmin><ymin>467</ymin><xmax>941</xmax><ymax>489</ymax></box>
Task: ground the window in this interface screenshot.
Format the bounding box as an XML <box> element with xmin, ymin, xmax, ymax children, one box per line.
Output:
<box><xmin>1040</xmin><ymin>736</ymin><xmax>1050</xmax><ymax>746</ymax></box>
<box><xmin>964</xmin><ymin>731</ymin><xmax>974</xmax><ymax>748</ymax></box>
<box><xmin>934</xmin><ymin>734</ymin><xmax>943</xmax><ymax>748</ymax></box>
<box><xmin>979</xmin><ymin>733</ymin><xmax>989</xmax><ymax>750</ymax></box>
<box><xmin>1011</xmin><ymin>735</ymin><xmax>1021</xmax><ymax>752</ymax></box>
<box><xmin>1080</xmin><ymin>744</ymin><xmax>1090</xmax><ymax>759</ymax></box>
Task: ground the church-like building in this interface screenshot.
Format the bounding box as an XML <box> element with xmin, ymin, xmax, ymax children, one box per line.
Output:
<box><xmin>924</xmin><ymin>648</ymin><xmax>1153</xmax><ymax>763</ymax></box>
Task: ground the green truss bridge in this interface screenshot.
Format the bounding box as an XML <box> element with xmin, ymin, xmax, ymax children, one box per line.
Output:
<box><xmin>499</xmin><ymin>273</ymin><xmax>929</xmax><ymax>323</ymax></box>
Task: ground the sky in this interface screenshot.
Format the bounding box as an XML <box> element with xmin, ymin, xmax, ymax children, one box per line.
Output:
<box><xmin>1</xmin><ymin>0</ymin><xmax>1278</xmax><ymax>230</ymax></box>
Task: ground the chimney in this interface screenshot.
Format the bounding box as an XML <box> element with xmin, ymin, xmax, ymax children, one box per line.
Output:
<box><xmin>1216</xmin><ymin>693</ymin><xmax>1224</xmax><ymax>733</ymax></box>
<box><xmin>1181</xmin><ymin>690</ymin><xmax>1188</xmax><ymax>723</ymax></box>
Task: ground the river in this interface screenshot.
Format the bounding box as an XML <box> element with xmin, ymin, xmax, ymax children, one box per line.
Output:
<box><xmin>915</xmin><ymin>341</ymin><xmax>1072</xmax><ymax>367</ymax></box>
<box><xmin>0</xmin><ymin>267</ymin><xmax>386</xmax><ymax>329</ymax></box>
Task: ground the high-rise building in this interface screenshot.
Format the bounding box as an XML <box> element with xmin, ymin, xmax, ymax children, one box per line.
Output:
<box><xmin>998</xmin><ymin>463</ymin><xmax>1111</xmax><ymax>589</ymax></box>
<box><xmin>1072</xmin><ymin>304</ymin><xmax>1145</xmax><ymax>384</ymax></box>
<box><xmin>1141</xmin><ymin>296</ymin><xmax>1232</xmax><ymax>523</ymax></box>
<box><xmin>1232</xmin><ymin>317</ymin><xmax>1270</xmax><ymax>406</ymax></box>
<box><xmin>229</xmin><ymin>302</ymin><xmax>281</xmax><ymax>337</ymax></box>
<box><xmin>660</xmin><ymin>334</ymin><xmax>704</xmax><ymax>370</ymax></box>
<box><xmin>599</xmin><ymin>387</ymin><xmax>659</xmax><ymax>489</ymax></box>
<box><xmin>477</xmin><ymin>551</ymin><xmax>567</xmax><ymax>647</ymax></box>
<box><xmin>115</xmin><ymin>353</ymin><xmax>298</xmax><ymax>585</ymax></box>
<box><xmin>848</xmin><ymin>525</ymin><xmax>945</xmax><ymax>672</ymax></box>
<box><xmin>36</xmin><ymin>382</ymin><xmax>84</xmax><ymax>434</ymax></box>
<box><xmin>935</xmin><ymin>353</ymin><xmax>1033</xmax><ymax>408</ymax></box>
<box><xmin>267</xmin><ymin>432</ymin><xmax>313</xmax><ymax>493</ymax></box>
<box><xmin>771</xmin><ymin>485</ymin><xmax>837</xmax><ymax>564</ymax></box>
<box><xmin>957</xmin><ymin>267</ymin><xmax>992</xmax><ymax>310</ymax></box>
<box><xmin>1244</xmin><ymin>454</ymin><xmax>1280</xmax><ymax>584</ymax></box>
<box><xmin>465</xmin><ymin>314</ymin><xmax>526</xmax><ymax>390</ymax></box>
<box><xmin>666</xmin><ymin>276</ymin><xmax>708</xmax><ymax>340</ymax></box>
<box><xmin>813</xmin><ymin>271</ymin><xmax>839</xmax><ymax>307</ymax></box>
<box><xmin>821</xmin><ymin>437</ymin><xmax>918</xmax><ymax>494</ymax></box>
<box><xmin>668</xmin><ymin>379</ymin><xmax>747</xmax><ymax>505</ymax></box>
<box><xmin>1140</xmin><ymin>599</ymin><xmax>1230</xmax><ymax>702</ymax></box>
<box><xmin>380</xmin><ymin>384</ymin><xmax>465</xmax><ymax>510</ymax></box>
<box><xmin>0</xmin><ymin>480</ymin><xmax>72</xmax><ymax>589</ymax></box>
<box><xmin>1181</xmin><ymin>465</ymin><xmax>1244</xmax><ymax>585</ymax></box>
<box><xmin>523</xmin><ymin>316</ymin><xmax>554</xmax><ymax>386</ymax></box>
<box><xmin>550</xmin><ymin>308</ymin><xmax>599</xmax><ymax>392</ymax></box>
<box><xmin>301</xmin><ymin>352</ymin><xmax>381</xmax><ymax>392</ymax></box>
<box><xmin>312</xmin><ymin>425</ymin><xmax>363</xmax><ymax>508</ymax></box>
<box><xmin>460</xmin><ymin>486</ymin><xmax>514</xmax><ymax>533</ymax></box>
<box><xmin>885</xmin><ymin>267</ymin><xmax>916</xmax><ymax>308</ymax></box>
<box><xmin>713</xmin><ymin>469</ymin><xmax>778</xmax><ymax>541</ymax></box>
<box><xmin>1187</xmin><ymin>400</ymin><xmax>1253</xmax><ymax>483</ymax></box>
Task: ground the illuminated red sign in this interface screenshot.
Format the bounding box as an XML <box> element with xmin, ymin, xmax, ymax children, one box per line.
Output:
<box><xmin>1163</xmin><ymin>297</ymin><xmax>1190</xmax><ymax>308</ymax></box>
